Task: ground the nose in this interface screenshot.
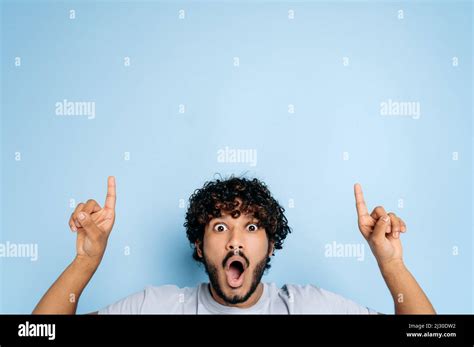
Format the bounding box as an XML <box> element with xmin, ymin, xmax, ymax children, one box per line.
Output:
<box><xmin>225</xmin><ymin>230</ymin><xmax>244</xmax><ymax>252</ymax></box>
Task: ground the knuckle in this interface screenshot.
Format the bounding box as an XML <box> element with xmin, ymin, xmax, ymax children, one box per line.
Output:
<box><xmin>73</xmin><ymin>203</ymin><xmax>84</xmax><ymax>213</ymax></box>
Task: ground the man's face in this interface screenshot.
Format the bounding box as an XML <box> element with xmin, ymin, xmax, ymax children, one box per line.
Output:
<box><xmin>196</xmin><ymin>205</ymin><xmax>273</xmax><ymax>306</ymax></box>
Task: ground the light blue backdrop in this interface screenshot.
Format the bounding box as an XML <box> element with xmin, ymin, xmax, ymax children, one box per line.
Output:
<box><xmin>1</xmin><ymin>0</ymin><xmax>472</xmax><ymax>314</ymax></box>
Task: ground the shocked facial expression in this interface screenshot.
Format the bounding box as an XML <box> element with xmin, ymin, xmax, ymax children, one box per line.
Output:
<box><xmin>196</xmin><ymin>208</ymin><xmax>273</xmax><ymax>306</ymax></box>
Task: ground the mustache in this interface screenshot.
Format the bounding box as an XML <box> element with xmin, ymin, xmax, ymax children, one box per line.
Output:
<box><xmin>221</xmin><ymin>250</ymin><xmax>250</xmax><ymax>269</ymax></box>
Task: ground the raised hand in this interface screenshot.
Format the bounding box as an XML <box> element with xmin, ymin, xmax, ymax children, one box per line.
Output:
<box><xmin>68</xmin><ymin>176</ymin><xmax>117</xmax><ymax>261</ymax></box>
<box><xmin>354</xmin><ymin>183</ymin><xmax>407</xmax><ymax>267</ymax></box>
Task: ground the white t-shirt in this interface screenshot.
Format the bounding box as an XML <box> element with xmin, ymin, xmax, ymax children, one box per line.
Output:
<box><xmin>98</xmin><ymin>282</ymin><xmax>378</xmax><ymax>314</ymax></box>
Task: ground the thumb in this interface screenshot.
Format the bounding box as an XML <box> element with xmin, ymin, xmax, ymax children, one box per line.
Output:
<box><xmin>371</xmin><ymin>215</ymin><xmax>391</xmax><ymax>244</ymax></box>
<box><xmin>77</xmin><ymin>212</ymin><xmax>102</xmax><ymax>239</ymax></box>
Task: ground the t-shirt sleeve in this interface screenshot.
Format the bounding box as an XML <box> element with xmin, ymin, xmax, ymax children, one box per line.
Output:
<box><xmin>97</xmin><ymin>289</ymin><xmax>146</xmax><ymax>314</ymax></box>
<box><xmin>284</xmin><ymin>284</ymin><xmax>378</xmax><ymax>314</ymax></box>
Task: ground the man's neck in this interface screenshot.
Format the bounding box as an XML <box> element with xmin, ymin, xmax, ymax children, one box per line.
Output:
<box><xmin>209</xmin><ymin>283</ymin><xmax>264</xmax><ymax>308</ymax></box>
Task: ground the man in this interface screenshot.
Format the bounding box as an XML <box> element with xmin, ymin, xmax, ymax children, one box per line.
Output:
<box><xmin>33</xmin><ymin>176</ymin><xmax>435</xmax><ymax>314</ymax></box>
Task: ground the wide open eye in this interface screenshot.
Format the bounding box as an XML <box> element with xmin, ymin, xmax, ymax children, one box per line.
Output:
<box><xmin>247</xmin><ymin>223</ymin><xmax>259</xmax><ymax>232</ymax></box>
<box><xmin>213</xmin><ymin>223</ymin><xmax>228</xmax><ymax>233</ymax></box>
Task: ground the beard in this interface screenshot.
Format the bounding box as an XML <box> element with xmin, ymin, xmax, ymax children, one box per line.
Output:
<box><xmin>203</xmin><ymin>249</ymin><xmax>269</xmax><ymax>305</ymax></box>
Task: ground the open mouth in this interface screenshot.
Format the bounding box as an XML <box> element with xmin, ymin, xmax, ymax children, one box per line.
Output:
<box><xmin>224</xmin><ymin>256</ymin><xmax>247</xmax><ymax>289</ymax></box>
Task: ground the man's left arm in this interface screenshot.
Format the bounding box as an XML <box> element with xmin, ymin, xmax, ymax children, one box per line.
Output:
<box><xmin>353</xmin><ymin>183</ymin><xmax>436</xmax><ymax>314</ymax></box>
<box><xmin>379</xmin><ymin>258</ymin><xmax>436</xmax><ymax>314</ymax></box>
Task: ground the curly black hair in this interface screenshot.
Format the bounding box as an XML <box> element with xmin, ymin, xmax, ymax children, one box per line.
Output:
<box><xmin>184</xmin><ymin>174</ymin><xmax>292</xmax><ymax>270</ymax></box>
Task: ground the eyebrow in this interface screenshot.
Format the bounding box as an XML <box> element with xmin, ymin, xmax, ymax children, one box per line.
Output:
<box><xmin>210</xmin><ymin>215</ymin><xmax>258</xmax><ymax>223</ymax></box>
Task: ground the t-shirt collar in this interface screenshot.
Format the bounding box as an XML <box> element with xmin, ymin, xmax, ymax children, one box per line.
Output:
<box><xmin>200</xmin><ymin>282</ymin><xmax>268</xmax><ymax>314</ymax></box>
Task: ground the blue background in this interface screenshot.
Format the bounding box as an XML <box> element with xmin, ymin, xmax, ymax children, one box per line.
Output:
<box><xmin>1</xmin><ymin>0</ymin><xmax>472</xmax><ymax>313</ymax></box>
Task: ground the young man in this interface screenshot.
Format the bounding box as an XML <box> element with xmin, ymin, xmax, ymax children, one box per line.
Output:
<box><xmin>33</xmin><ymin>176</ymin><xmax>435</xmax><ymax>314</ymax></box>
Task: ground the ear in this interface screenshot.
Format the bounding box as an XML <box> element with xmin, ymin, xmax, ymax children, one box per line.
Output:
<box><xmin>195</xmin><ymin>240</ymin><xmax>203</xmax><ymax>258</ymax></box>
<box><xmin>268</xmin><ymin>241</ymin><xmax>275</xmax><ymax>257</ymax></box>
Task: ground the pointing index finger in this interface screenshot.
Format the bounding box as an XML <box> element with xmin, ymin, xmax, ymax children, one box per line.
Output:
<box><xmin>354</xmin><ymin>183</ymin><xmax>369</xmax><ymax>218</ymax></box>
<box><xmin>105</xmin><ymin>176</ymin><xmax>116</xmax><ymax>210</ymax></box>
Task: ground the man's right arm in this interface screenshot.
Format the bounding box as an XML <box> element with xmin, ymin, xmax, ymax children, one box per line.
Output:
<box><xmin>32</xmin><ymin>176</ymin><xmax>117</xmax><ymax>314</ymax></box>
<box><xmin>33</xmin><ymin>256</ymin><xmax>100</xmax><ymax>314</ymax></box>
